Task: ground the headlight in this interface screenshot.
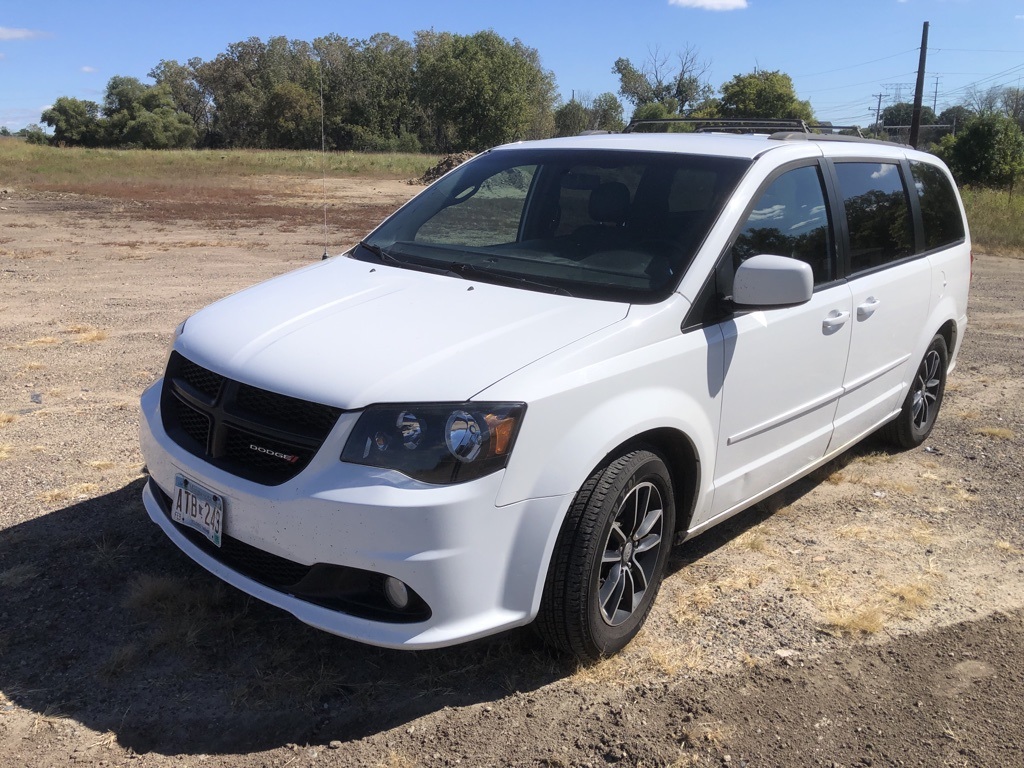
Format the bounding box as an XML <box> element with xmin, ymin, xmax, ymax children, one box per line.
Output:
<box><xmin>341</xmin><ymin>402</ymin><xmax>526</xmax><ymax>484</ymax></box>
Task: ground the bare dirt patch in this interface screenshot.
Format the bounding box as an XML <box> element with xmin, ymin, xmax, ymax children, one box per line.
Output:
<box><xmin>1</xmin><ymin>180</ymin><xmax>1023</xmax><ymax>767</ymax></box>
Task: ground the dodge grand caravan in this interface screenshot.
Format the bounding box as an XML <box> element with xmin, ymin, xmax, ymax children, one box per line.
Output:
<box><xmin>139</xmin><ymin>128</ymin><xmax>970</xmax><ymax>660</ymax></box>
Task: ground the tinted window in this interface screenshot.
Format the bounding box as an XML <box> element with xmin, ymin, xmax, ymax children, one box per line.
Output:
<box><xmin>730</xmin><ymin>165</ymin><xmax>834</xmax><ymax>286</ymax></box>
<box><xmin>910</xmin><ymin>160</ymin><xmax>965</xmax><ymax>250</ymax></box>
<box><xmin>835</xmin><ymin>162</ymin><xmax>913</xmax><ymax>273</ymax></box>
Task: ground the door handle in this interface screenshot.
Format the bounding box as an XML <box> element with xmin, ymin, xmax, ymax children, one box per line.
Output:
<box><xmin>857</xmin><ymin>297</ymin><xmax>881</xmax><ymax>320</ymax></box>
<box><xmin>822</xmin><ymin>310</ymin><xmax>850</xmax><ymax>332</ymax></box>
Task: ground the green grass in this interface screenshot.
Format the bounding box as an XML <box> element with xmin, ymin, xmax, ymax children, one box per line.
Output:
<box><xmin>0</xmin><ymin>138</ymin><xmax>438</xmax><ymax>187</ymax></box>
<box><xmin>961</xmin><ymin>186</ymin><xmax>1024</xmax><ymax>254</ymax></box>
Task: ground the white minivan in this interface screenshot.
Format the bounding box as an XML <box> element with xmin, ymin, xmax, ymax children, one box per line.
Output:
<box><xmin>139</xmin><ymin>128</ymin><xmax>970</xmax><ymax>660</ymax></box>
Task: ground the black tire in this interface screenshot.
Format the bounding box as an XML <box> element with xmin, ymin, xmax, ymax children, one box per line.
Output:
<box><xmin>883</xmin><ymin>334</ymin><xmax>948</xmax><ymax>449</ymax></box>
<box><xmin>537</xmin><ymin>450</ymin><xmax>676</xmax><ymax>661</ymax></box>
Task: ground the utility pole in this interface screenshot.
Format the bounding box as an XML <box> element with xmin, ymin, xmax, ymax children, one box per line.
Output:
<box><xmin>932</xmin><ymin>76</ymin><xmax>941</xmax><ymax>113</ymax></box>
<box><xmin>909</xmin><ymin>21</ymin><xmax>930</xmax><ymax>149</ymax></box>
<box><xmin>872</xmin><ymin>92</ymin><xmax>887</xmax><ymax>134</ymax></box>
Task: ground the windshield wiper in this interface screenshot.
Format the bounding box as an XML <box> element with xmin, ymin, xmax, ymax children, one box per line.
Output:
<box><xmin>445</xmin><ymin>262</ymin><xmax>574</xmax><ymax>297</ymax></box>
<box><xmin>357</xmin><ymin>241</ymin><xmax>405</xmax><ymax>267</ymax></box>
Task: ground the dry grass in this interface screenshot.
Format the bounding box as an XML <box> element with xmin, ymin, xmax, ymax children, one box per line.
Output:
<box><xmin>885</xmin><ymin>580</ymin><xmax>935</xmax><ymax>619</ymax></box>
<box><xmin>374</xmin><ymin>751</ymin><xmax>419</xmax><ymax>768</ymax></box>
<box><xmin>88</xmin><ymin>459</ymin><xmax>117</xmax><ymax>471</ymax></box>
<box><xmin>37</xmin><ymin>482</ymin><xmax>100</xmax><ymax>504</ymax></box>
<box><xmin>975</xmin><ymin>426</ymin><xmax>1016</xmax><ymax>440</ymax></box>
<box><xmin>821</xmin><ymin>576</ymin><xmax>936</xmax><ymax>635</ymax></box>
<box><xmin>25</xmin><ymin>336</ymin><xmax>61</xmax><ymax>347</ymax></box>
<box><xmin>0</xmin><ymin>563</ymin><xmax>40</xmax><ymax>588</ymax></box>
<box><xmin>63</xmin><ymin>324</ymin><xmax>109</xmax><ymax>343</ymax></box>
<box><xmin>23</xmin><ymin>361</ymin><xmax>44</xmax><ymax>371</ymax></box>
<box><xmin>0</xmin><ymin>443</ymin><xmax>12</xmax><ymax>461</ymax></box>
<box><xmin>100</xmin><ymin>643</ymin><xmax>142</xmax><ymax>679</ymax></box>
<box><xmin>124</xmin><ymin>573</ymin><xmax>247</xmax><ymax>651</ymax></box>
<box><xmin>731</xmin><ymin>530</ymin><xmax>769</xmax><ymax>553</ymax></box>
<box><xmin>0</xmin><ymin>412</ymin><xmax>18</xmax><ymax>426</ymax></box>
<box><xmin>670</xmin><ymin>582</ymin><xmax>717</xmax><ymax>625</ymax></box>
<box><xmin>908</xmin><ymin>524</ymin><xmax>937</xmax><ymax>546</ymax></box>
<box><xmin>823</xmin><ymin>600</ymin><xmax>886</xmax><ymax>635</ymax></box>
<box><xmin>92</xmin><ymin>535</ymin><xmax>129</xmax><ymax>568</ymax></box>
<box><xmin>995</xmin><ymin>540</ymin><xmax>1024</xmax><ymax>555</ymax></box>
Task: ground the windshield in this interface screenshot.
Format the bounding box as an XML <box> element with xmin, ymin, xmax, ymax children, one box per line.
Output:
<box><xmin>356</xmin><ymin>147</ymin><xmax>750</xmax><ymax>303</ymax></box>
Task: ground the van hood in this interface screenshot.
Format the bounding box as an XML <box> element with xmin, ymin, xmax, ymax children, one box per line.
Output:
<box><xmin>175</xmin><ymin>256</ymin><xmax>628</xmax><ymax>409</ymax></box>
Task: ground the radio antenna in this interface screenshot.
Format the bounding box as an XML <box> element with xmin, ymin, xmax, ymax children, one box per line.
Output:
<box><xmin>318</xmin><ymin>56</ymin><xmax>329</xmax><ymax>260</ymax></box>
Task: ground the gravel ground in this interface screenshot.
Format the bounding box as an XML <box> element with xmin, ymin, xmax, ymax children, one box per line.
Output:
<box><xmin>0</xmin><ymin>182</ymin><xmax>1022</xmax><ymax>767</ymax></box>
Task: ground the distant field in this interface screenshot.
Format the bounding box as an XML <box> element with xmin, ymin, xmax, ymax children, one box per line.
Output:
<box><xmin>0</xmin><ymin>139</ymin><xmax>438</xmax><ymax>188</ymax></box>
<box><xmin>960</xmin><ymin>186</ymin><xmax>1024</xmax><ymax>255</ymax></box>
<box><xmin>2</xmin><ymin>139</ymin><xmax>1020</xmax><ymax>254</ymax></box>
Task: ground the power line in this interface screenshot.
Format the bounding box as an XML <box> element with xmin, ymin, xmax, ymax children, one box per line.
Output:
<box><xmin>794</xmin><ymin>48</ymin><xmax>919</xmax><ymax>78</ymax></box>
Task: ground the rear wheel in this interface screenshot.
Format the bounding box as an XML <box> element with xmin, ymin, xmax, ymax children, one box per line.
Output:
<box><xmin>537</xmin><ymin>450</ymin><xmax>675</xmax><ymax>661</ymax></box>
<box><xmin>883</xmin><ymin>334</ymin><xmax>948</xmax><ymax>449</ymax></box>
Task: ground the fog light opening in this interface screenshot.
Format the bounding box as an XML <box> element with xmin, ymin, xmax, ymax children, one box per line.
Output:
<box><xmin>383</xmin><ymin>576</ymin><xmax>410</xmax><ymax>610</ymax></box>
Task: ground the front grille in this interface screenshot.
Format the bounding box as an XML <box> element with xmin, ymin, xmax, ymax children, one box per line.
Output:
<box><xmin>160</xmin><ymin>351</ymin><xmax>343</xmax><ymax>485</ymax></box>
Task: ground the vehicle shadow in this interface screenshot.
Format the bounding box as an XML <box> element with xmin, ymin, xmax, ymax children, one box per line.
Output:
<box><xmin>0</xmin><ymin>442</ymin><xmax>884</xmax><ymax>756</ymax></box>
<box><xmin>0</xmin><ymin>479</ymin><xmax>569</xmax><ymax>755</ymax></box>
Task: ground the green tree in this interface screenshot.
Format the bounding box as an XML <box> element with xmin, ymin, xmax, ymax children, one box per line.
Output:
<box><xmin>102</xmin><ymin>76</ymin><xmax>197</xmax><ymax>148</ymax></box>
<box><xmin>612</xmin><ymin>45</ymin><xmax>711</xmax><ymax>115</ymax></box>
<box><xmin>938</xmin><ymin>105</ymin><xmax>973</xmax><ymax>134</ymax></box>
<box><xmin>629</xmin><ymin>101</ymin><xmax>675</xmax><ymax>131</ymax></box>
<box><xmin>315</xmin><ymin>33</ymin><xmax>418</xmax><ymax>151</ymax></box>
<box><xmin>194</xmin><ymin>36</ymin><xmax>317</xmax><ymax>147</ymax></box>
<box><xmin>19</xmin><ymin>124</ymin><xmax>48</xmax><ymax>144</ymax></box>
<box><xmin>939</xmin><ymin>114</ymin><xmax>1024</xmax><ymax>193</ymax></box>
<box><xmin>880</xmin><ymin>102</ymin><xmax>936</xmax><ymax>128</ymax></box>
<box><xmin>718</xmin><ymin>70</ymin><xmax>813</xmax><ymax>122</ymax></box>
<box><xmin>149</xmin><ymin>58</ymin><xmax>213</xmax><ymax>141</ymax></box>
<box><xmin>589</xmin><ymin>92</ymin><xmax>625</xmax><ymax>132</ymax></box>
<box><xmin>41</xmin><ymin>96</ymin><xmax>103</xmax><ymax>146</ymax></box>
<box><xmin>414</xmin><ymin>30</ymin><xmax>557</xmax><ymax>152</ymax></box>
<box><xmin>555</xmin><ymin>92</ymin><xmax>624</xmax><ymax>137</ymax></box>
<box><xmin>554</xmin><ymin>100</ymin><xmax>588</xmax><ymax>137</ymax></box>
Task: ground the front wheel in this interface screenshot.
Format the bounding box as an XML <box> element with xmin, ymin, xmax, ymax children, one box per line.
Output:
<box><xmin>537</xmin><ymin>450</ymin><xmax>675</xmax><ymax>661</ymax></box>
<box><xmin>883</xmin><ymin>334</ymin><xmax>948</xmax><ymax>449</ymax></box>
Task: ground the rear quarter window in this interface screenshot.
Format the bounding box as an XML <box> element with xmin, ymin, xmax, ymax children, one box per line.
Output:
<box><xmin>910</xmin><ymin>160</ymin><xmax>966</xmax><ymax>251</ymax></box>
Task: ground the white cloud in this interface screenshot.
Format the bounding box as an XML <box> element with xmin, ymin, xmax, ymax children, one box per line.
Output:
<box><xmin>669</xmin><ymin>0</ymin><xmax>748</xmax><ymax>10</ymax></box>
<box><xmin>0</xmin><ymin>26</ymin><xmax>46</xmax><ymax>41</ymax></box>
<box><xmin>81</xmin><ymin>65</ymin><xmax>97</xmax><ymax>73</ymax></box>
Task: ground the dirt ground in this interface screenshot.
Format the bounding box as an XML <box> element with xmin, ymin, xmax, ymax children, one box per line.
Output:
<box><xmin>1</xmin><ymin>175</ymin><xmax>1023</xmax><ymax>768</ymax></box>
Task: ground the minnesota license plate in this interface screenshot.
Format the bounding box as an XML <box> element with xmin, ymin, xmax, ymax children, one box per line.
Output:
<box><xmin>172</xmin><ymin>474</ymin><xmax>224</xmax><ymax>548</ymax></box>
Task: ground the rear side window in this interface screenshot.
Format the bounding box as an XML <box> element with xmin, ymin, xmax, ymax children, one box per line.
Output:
<box><xmin>910</xmin><ymin>160</ymin><xmax>965</xmax><ymax>251</ymax></box>
<box><xmin>834</xmin><ymin>162</ymin><xmax>914</xmax><ymax>273</ymax></box>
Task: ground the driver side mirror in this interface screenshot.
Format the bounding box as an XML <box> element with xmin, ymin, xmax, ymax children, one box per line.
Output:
<box><xmin>732</xmin><ymin>254</ymin><xmax>813</xmax><ymax>309</ymax></box>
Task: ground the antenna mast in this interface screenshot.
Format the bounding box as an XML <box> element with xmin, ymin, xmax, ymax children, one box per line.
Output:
<box><xmin>319</xmin><ymin>56</ymin><xmax>329</xmax><ymax>260</ymax></box>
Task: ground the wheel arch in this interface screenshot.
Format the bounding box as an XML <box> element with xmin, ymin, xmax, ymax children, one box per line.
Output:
<box><xmin>585</xmin><ymin>427</ymin><xmax>701</xmax><ymax>545</ymax></box>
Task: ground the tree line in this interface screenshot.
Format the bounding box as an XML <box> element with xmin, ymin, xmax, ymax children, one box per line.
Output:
<box><xmin>16</xmin><ymin>32</ymin><xmax>1024</xmax><ymax>191</ymax></box>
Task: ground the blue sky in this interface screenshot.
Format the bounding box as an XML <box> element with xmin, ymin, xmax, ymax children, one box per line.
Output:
<box><xmin>2</xmin><ymin>0</ymin><xmax>1023</xmax><ymax>132</ymax></box>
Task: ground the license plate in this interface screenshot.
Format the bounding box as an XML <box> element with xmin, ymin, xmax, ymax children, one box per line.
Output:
<box><xmin>172</xmin><ymin>474</ymin><xmax>224</xmax><ymax>548</ymax></box>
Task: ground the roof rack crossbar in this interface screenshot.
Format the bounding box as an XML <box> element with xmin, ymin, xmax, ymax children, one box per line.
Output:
<box><xmin>622</xmin><ymin>117</ymin><xmax>864</xmax><ymax>137</ymax></box>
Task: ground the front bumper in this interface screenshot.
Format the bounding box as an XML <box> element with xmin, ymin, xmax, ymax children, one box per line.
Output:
<box><xmin>139</xmin><ymin>381</ymin><xmax>572</xmax><ymax>649</ymax></box>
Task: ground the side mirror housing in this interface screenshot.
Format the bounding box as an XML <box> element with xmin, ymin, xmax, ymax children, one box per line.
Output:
<box><xmin>732</xmin><ymin>254</ymin><xmax>814</xmax><ymax>308</ymax></box>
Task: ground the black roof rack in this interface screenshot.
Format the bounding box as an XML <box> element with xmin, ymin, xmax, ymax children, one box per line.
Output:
<box><xmin>622</xmin><ymin>117</ymin><xmax>865</xmax><ymax>138</ymax></box>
